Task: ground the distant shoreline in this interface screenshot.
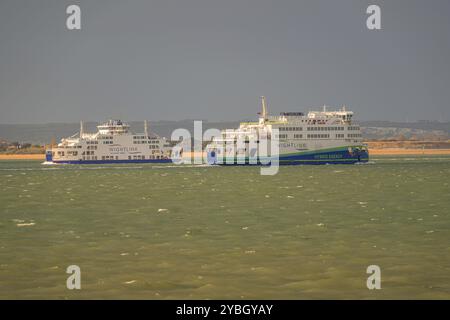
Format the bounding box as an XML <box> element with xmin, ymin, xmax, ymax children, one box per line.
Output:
<box><xmin>0</xmin><ymin>154</ymin><xmax>45</xmax><ymax>160</ymax></box>
<box><xmin>1</xmin><ymin>149</ymin><xmax>450</xmax><ymax>161</ymax></box>
<box><xmin>369</xmin><ymin>148</ymin><xmax>450</xmax><ymax>155</ymax></box>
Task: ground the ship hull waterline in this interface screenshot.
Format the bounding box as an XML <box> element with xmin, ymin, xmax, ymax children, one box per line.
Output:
<box><xmin>207</xmin><ymin>147</ymin><xmax>369</xmax><ymax>166</ymax></box>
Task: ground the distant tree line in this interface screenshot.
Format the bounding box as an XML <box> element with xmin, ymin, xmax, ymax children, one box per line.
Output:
<box><xmin>0</xmin><ymin>140</ymin><xmax>44</xmax><ymax>153</ymax></box>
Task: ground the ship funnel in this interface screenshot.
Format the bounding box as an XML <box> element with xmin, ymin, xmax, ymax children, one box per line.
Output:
<box><xmin>144</xmin><ymin>120</ymin><xmax>148</xmax><ymax>137</ymax></box>
<box><xmin>260</xmin><ymin>96</ymin><xmax>268</xmax><ymax>120</ymax></box>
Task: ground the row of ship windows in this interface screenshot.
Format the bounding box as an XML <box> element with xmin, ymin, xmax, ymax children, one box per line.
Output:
<box><xmin>278</xmin><ymin>127</ymin><xmax>303</xmax><ymax>131</ymax></box>
<box><xmin>278</xmin><ymin>126</ymin><xmax>360</xmax><ymax>132</ymax></box>
<box><xmin>306</xmin><ymin>127</ymin><xmax>345</xmax><ymax>131</ymax></box>
<box><xmin>57</xmin><ymin>147</ymin><xmax>160</xmax><ymax>156</ymax></box>
<box><xmin>100</xmin><ymin>155</ymin><xmax>164</xmax><ymax>160</ymax></box>
<box><xmin>277</xmin><ymin>133</ymin><xmax>360</xmax><ymax>139</ymax></box>
<box><xmin>133</xmin><ymin>136</ymin><xmax>161</xmax><ymax>141</ymax></box>
<box><xmin>102</xmin><ymin>140</ymin><xmax>160</xmax><ymax>144</ymax></box>
<box><xmin>278</xmin><ymin>127</ymin><xmax>351</xmax><ymax>132</ymax></box>
<box><xmin>58</xmin><ymin>146</ymin><xmax>82</xmax><ymax>149</ymax></box>
<box><xmin>56</xmin><ymin>150</ymin><xmax>97</xmax><ymax>156</ymax></box>
<box><xmin>57</xmin><ymin>154</ymin><xmax>165</xmax><ymax>160</ymax></box>
<box><xmin>135</xmin><ymin>141</ymin><xmax>161</xmax><ymax>145</ymax></box>
<box><xmin>56</xmin><ymin>151</ymin><xmax>77</xmax><ymax>156</ymax></box>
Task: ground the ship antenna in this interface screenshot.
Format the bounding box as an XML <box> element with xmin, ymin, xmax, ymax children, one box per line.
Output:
<box><xmin>144</xmin><ymin>120</ymin><xmax>148</xmax><ymax>137</ymax></box>
<box><xmin>261</xmin><ymin>96</ymin><xmax>268</xmax><ymax>120</ymax></box>
<box><xmin>80</xmin><ymin>121</ymin><xmax>84</xmax><ymax>138</ymax></box>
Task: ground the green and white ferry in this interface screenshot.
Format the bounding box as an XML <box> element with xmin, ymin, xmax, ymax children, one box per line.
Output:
<box><xmin>206</xmin><ymin>97</ymin><xmax>369</xmax><ymax>165</ymax></box>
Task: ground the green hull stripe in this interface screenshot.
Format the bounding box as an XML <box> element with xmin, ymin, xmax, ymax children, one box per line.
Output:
<box><xmin>281</xmin><ymin>145</ymin><xmax>367</xmax><ymax>157</ymax></box>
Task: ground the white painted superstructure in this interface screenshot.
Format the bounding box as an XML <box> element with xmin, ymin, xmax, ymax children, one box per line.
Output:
<box><xmin>46</xmin><ymin>120</ymin><xmax>172</xmax><ymax>164</ymax></box>
<box><xmin>206</xmin><ymin>97</ymin><xmax>369</xmax><ymax>165</ymax></box>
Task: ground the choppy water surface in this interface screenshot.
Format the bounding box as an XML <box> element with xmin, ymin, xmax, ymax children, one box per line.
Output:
<box><xmin>0</xmin><ymin>156</ymin><xmax>449</xmax><ymax>299</ymax></box>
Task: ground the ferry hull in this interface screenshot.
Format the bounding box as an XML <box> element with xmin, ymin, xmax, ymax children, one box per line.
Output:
<box><xmin>208</xmin><ymin>146</ymin><xmax>369</xmax><ymax>165</ymax></box>
<box><xmin>50</xmin><ymin>159</ymin><xmax>172</xmax><ymax>165</ymax></box>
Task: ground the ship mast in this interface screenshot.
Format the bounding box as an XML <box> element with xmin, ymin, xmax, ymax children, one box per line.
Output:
<box><xmin>144</xmin><ymin>120</ymin><xmax>149</xmax><ymax>137</ymax></box>
<box><xmin>260</xmin><ymin>96</ymin><xmax>268</xmax><ymax>123</ymax></box>
<box><xmin>80</xmin><ymin>121</ymin><xmax>84</xmax><ymax>138</ymax></box>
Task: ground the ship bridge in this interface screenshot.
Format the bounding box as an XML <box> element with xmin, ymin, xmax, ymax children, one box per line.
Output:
<box><xmin>97</xmin><ymin>120</ymin><xmax>130</xmax><ymax>135</ymax></box>
<box><xmin>308</xmin><ymin>106</ymin><xmax>354</xmax><ymax>123</ymax></box>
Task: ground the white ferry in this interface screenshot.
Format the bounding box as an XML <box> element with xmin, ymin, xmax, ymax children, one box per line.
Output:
<box><xmin>45</xmin><ymin>120</ymin><xmax>172</xmax><ymax>164</ymax></box>
<box><xmin>206</xmin><ymin>97</ymin><xmax>369</xmax><ymax>165</ymax></box>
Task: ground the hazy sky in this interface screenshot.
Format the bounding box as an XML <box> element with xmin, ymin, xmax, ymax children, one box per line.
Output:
<box><xmin>0</xmin><ymin>0</ymin><xmax>449</xmax><ymax>123</ymax></box>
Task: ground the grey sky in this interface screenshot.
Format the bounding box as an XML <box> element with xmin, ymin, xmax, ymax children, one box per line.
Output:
<box><xmin>0</xmin><ymin>0</ymin><xmax>449</xmax><ymax>123</ymax></box>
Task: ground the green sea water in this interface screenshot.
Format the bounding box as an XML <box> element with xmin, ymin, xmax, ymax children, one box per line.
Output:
<box><xmin>0</xmin><ymin>156</ymin><xmax>449</xmax><ymax>299</ymax></box>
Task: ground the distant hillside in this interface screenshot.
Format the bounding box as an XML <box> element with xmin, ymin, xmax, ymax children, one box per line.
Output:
<box><xmin>359</xmin><ymin>121</ymin><xmax>449</xmax><ymax>140</ymax></box>
<box><xmin>367</xmin><ymin>140</ymin><xmax>450</xmax><ymax>149</ymax></box>
<box><xmin>359</xmin><ymin>121</ymin><xmax>450</xmax><ymax>133</ymax></box>
<box><xmin>0</xmin><ymin>121</ymin><xmax>240</xmax><ymax>145</ymax></box>
<box><xmin>0</xmin><ymin>120</ymin><xmax>448</xmax><ymax>145</ymax></box>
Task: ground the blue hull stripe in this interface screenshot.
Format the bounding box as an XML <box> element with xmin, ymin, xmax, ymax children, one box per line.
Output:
<box><xmin>52</xmin><ymin>159</ymin><xmax>172</xmax><ymax>165</ymax></box>
<box><xmin>209</xmin><ymin>149</ymin><xmax>369</xmax><ymax>166</ymax></box>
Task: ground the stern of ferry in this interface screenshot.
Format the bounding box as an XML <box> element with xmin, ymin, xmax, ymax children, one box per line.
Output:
<box><xmin>43</xmin><ymin>149</ymin><xmax>54</xmax><ymax>164</ymax></box>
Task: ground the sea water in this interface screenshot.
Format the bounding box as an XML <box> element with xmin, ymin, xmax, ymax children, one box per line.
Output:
<box><xmin>0</xmin><ymin>156</ymin><xmax>449</xmax><ymax>299</ymax></box>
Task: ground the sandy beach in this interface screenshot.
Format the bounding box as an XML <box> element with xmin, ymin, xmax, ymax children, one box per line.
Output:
<box><xmin>369</xmin><ymin>148</ymin><xmax>450</xmax><ymax>155</ymax></box>
<box><xmin>0</xmin><ymin>154</ymin><xmax>45</xmax><ymax>160</ymax></box>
